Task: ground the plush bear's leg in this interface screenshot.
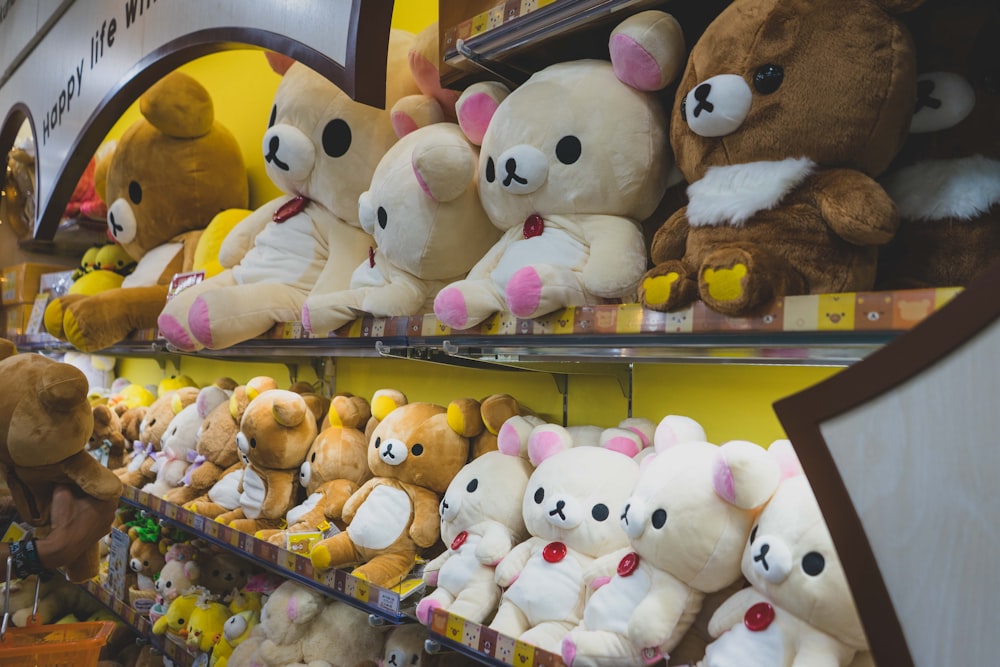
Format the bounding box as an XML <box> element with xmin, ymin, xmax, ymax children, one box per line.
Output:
<box><xmin>448</xmin><ymin>577</ymin><xmax>501</xmax><ymax>624</ymax></box>
<box><xmin>162</xmin><ymin>485</ymin><xmax>202</xmax><ymax>506</ymax></box>
<box><xmin>158</xmin><ymin>272</ymin><xmax>233</xmax><ymax>351</ymax></box>
<box><xmin>187</xmin><ymin>281</ymin><xmax>307</xmax><ymax>350</ymax></box>
<box><xmin>698</xmin><ymin>244</ymin><xmax>806</xmax><ymax>317</ymax></box>
<box><xmin>43</xmin><ymin>294</ymin><xmax>88</xmax><ymax>339</ymax></box>
<box><xmin>183</xmin><ymin>498</ymin><xmax>230</xmax><ymax>518</ymax></box>
<box><xmin>562</xmin><ymin>628</ymin><xmax>645</xmax><ymax>667</ymax></box>
<box><xmin>434</xmin><ymin>279</ymin><xmax>506</xmax><ymax>329</ymax></box>
<box><xmin>215</xmin><ymin>508</ymin><xmax>246</xmax><ymax>525</ymax></box>
<box><xmin>229</xmin><ymin>517</ymin><xmax>283</xmax><ymax>535</ymax></box>
<box><xmin>639</xmin><ymin>260</ymin><xmax>699</xmax><ymax>312</ymax></box>
<box><xmin>415</xmin><ymin>588</ymin><xmax>455</xmax><ymax>625</ymax></box>
<box><xmin>310</xmin><ymin>533</ymin><xmax>362</xmax><ymax>571</ymax></box>
<box><xmin>61</xmin><ymin>285</ymin><xmax>170</xmax><ymax>351</ymax></box>
<box><xmin>520</xmin><ymin>620</ymin><xmax>576</xmax><ymax>655</ymax></box>
<box><xmin>302</xmin><ymin>290</ymin><xmax>364</xmax><ymax>336</ymax></box>
<box><xmin>350</xmin><ymin>550</ymin><xmax>417</xmax><ymax>588</ymax></box>
<box><xmin>505</xmin><ymin>264</ymin><xmax>589</xmax><ymax>319</ymax></box>
<box><xmin>489</xmin><ymin>600</ymin><xmax>532</xmax><ymax>639</ymax></box>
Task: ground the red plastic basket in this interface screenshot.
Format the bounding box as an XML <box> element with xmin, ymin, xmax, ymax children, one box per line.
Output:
<box><xmin>0</xmin><ymin>617</ymin><xmax>116</xmax><ymax>667</ymax></box>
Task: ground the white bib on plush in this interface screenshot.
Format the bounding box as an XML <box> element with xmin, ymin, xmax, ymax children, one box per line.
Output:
<box><xmin>702</xmin><ymin>617</ymin><xmax>786</xmax><ymax>667</ymax></box>
<box><xmin>122</xmin><ymin>242</ymin><xmax>183</xmax><ymax>288</ymax></box>
<box><xmin>439</xmin><ymin>534</ymin><xmax>485</xmax><ymax>592</ymax></box>
<box><xmin>239</xmin><ymin>467</ymin><xmax>267</xmax><ymax>519</ymax></box>
<box><xmin>286</xmin><ymin>492</ymin><xmax>323</xmax><ymax>526</ymax></box>
<box><xmin>492</xmin><ymin>216</ymin><xmax>588</xmax><ymax>286</ymax></box>
<box><xmin>347</xmin><ymin>484</ymin><xmax>411</xmax><ymax>550</ymax></box>
<box><xmin>882</xmin><ymin>154</ymin><xmax>1000</xmax><ymax>222</ymax></box>
<box><xmin>503</xmin><ymin>547</ymin><xmax>585</xmax><ymax>623</ymax></box>
<box><xmin>687</xmin><ymin>158</ymin><xmax>815</xmax><ymax>227</ymax></box>
<box><xmin>208</xmin><ymin>469</ymin><xmax>243</xmax><ymax>510</ymax></box>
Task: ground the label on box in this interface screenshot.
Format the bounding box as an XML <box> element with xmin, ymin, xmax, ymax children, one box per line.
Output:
<box><xmin>106</xmin><ymin>527</ymin><xmax>130</xmax><ymax>601</ymax></box>
<box><xmin>166</xmin><ymin>271</ymin><xmax>205</xmax><ymax>300</ymax></box>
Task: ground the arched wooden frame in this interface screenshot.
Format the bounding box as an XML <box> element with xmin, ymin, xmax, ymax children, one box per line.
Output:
<box><xmin>775</xmin><ymin>260</ymin><xmax>1000</xmax><ymax>665</ymax></box>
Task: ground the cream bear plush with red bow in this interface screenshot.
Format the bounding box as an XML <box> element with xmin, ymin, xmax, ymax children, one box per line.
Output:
<box><xmin>561</xmin><ymin>417</ymin><xmax>781</xmax><ymax>667</ymax></box>
<box><xmin>694</xmin><ymin>441</ymin><xmax>871</xmax><ymax>667</ymax></box>
<box><xmin>433</xmin><ymin>10</ymin><xmax>685</xmax><ymax>330</ymax></box>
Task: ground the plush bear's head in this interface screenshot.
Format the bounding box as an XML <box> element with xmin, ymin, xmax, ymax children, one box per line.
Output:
<box><xmin>358</xmin><ymin>119</ymin><xmax>499</xmax><ymax>282</ymax></box>
<box><xmin>88</xmin><ymin>404</ymin><xmax>126</xmax><ymax>461</ymax></box>
<box><xmin>105</xmin><ymin>71</ymin><xmax>248</xmax><ymax>260</ymax></box>
<box><xmin>257</xmin><ymin>579</ymin><xmax>326</xmax><ymax>646</ymax></box>
<box><xmin>522</xmin><ymin>429</ymin><xmax>642</xmax><ymax>558</ymax></box>
<box><xmin>438</xmin><ymin>449</ymin><xmax>533</xmax><ymax>554</ymax></box>
<box><xmin>159</xmin><ymin>386</ymin><xmax>230</xmax><ymax>460</ymax></box>
<box><xmin>261</xmin><ymin>31</ymin><xmax>419</xmax><ymax>226</ymax></box>
<box><xmin>140</xmin><ymin>387</ymin><xmax>200</xmax><ymax>451</ymax></box>
<box><xmin>155</xmin><ymin>544</ymin><xmax>201</xmax><ymax>603</ymax></box>
<box><xmin>368</xmin><ymin>402</ymin><xmax>473</xmax><ymax>494</ymax></box>
<box><xmin>671</xmin><ymin>0</ymin><xmax>924</xmax><ymax>183</ymax></box>
<box><xmin>199</xmin><ymin>551</ymin><xmax>250</xmax><ymax>599</ymax></box>
<box><xmin>743</xmin><ymin>441</ymin><xmax>867</xmax><ymax>650</ymax></box>
<box><xmin>129</xmin><ymin>538</ymin><xmax>166</xmax><ymax>581</ymax></box>
<box><xmin>299</xmin><ymin>395</ymin><xmax>372</xmax><ymax>495</ymax></box>
<box><xmin>237</xmin><ymin>389</ymin><xmax>318</xmax><ymax>471</ymax></box>
<box><xmin>456</xmin><ymin>10</ymin><xmax>685</xmax><ymax>230</ymax></box>
<box><xmin>624</xmin><ymin>436</ymin><xmax>780</xmax><ymax>592</ymax></box>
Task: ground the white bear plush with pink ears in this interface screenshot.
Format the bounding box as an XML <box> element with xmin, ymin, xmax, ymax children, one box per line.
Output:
<box><xmin>433</xmin><ymin>10</ymin><xmax>685</xmax><ymax>330</ymax></box>
<box><xmin>562</xmin><ymin>417</ymin><xmax>781</xmax><ymax>667</ymax></box>
<box><xmin>487</xmin><ymin>420</ymin><xmax>651</xmax><ymax>654</ymax></box>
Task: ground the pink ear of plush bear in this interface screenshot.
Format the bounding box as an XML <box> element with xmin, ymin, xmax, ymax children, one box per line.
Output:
<box><xmin>768</xmin><ymin>438</ymin><xmax>804</xmax><ymax>480</ymax></box>
<box><xmin>527</xmin><ymin>424</ymin><xmax>573</xmax><ymax>466</ymax></box>
<box><xmin>609</xmin><ymin>10</ymin><xmax>686</xmax><ymax>91</ymax></box>
<box><xmin>456</xmin><ymin>81</ymin><xmax>510</xmax><ymax>145</ymax></box>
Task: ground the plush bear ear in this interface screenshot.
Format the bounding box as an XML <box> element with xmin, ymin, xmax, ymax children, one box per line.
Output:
<box><xmin>370</xmin><ymin>389</ymin><xmax>408</xmax><ymax>422</ymax></box>
<box><xmin>456</xmin><ymin>81</ymin><xmax>510</xmax><ymax>145</ymax></box>
<box><xmin>609</xmin><ymin>10</ymin><xmax>686</xmax><ymax>92</ymax></box>
<box><xmin>497</xmin><ymin>415</ymin><xmax>545</xmax><ymax>459</ymax></box>
<box><xmin>712</xmin><ymin>440</ymin><xmax>781</xmax><ymax>510</ymax></box>
<box><xmin>328</xmin><ymin>395</ymin><xmax>372</xmax><ymax>430</ymax></box>
<box><xmin>140</xmin><ymin>71</ymin><xmax>214</xmax><ymax>139</ymax></box>
<box><xmin>411</xmin><ymin>129</ymin><xmax>478</xmax><ymax>203</ymax></box>
<box><xmin>527</xmin><ymin>424</ymin><xmax>575</xmax><ymax>466</ymax></box>
<box><xmin>39</xmin><ymin>363</ymin><xmax>89</xmax><ymax>412</ymax></box>
<box><xmin>446</xmin><ymin>398</ymin><xmax>487</xmax><ymax>439</ymax></box>
<box><xmin>197</xmin><ymin>386</ymin><xmax>230</xmax><ymax>420</ymax></box>
<box><xmin>391</xmin><ymin>95</ymin><xmax>447</xmax><ymax>138</ymax></box>
<box><xmin>272</xmin><ymin>395</ymin><xmax>307</xmax><ymax>429</ymax></box>
<box><xmin>767</xmin><ymin>438</ymin><xmax>804</xmax><ymax>481</ymax></box>
<box><xmin>264</xmin><ymin>50</ymin><xmax>295</xmax><ymax>75</ymax></box>
<box><xmin>600</xmin><ymin>419</ymin><xmax>656</xmax><ymax>458</ymax></box>
<box><xmin>653</xmin><ymin>415</ymin><xmax>707</xmax><ymax>452</ymax></box>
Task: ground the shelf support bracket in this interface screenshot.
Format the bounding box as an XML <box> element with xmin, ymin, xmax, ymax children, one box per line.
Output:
<box><xmin>455</xmin><ymin>38</ymin><xmax>532</xmax><ymax>88</ymax></box>
<box><xmin>154</xmin><ymin>354</ymin><xmax>181</xmax><ymax>375</ymax></box>
<box><xmin>312</xmin><ymin>357</ymin><xmax>336</xmax><ymax>396</ymax></box>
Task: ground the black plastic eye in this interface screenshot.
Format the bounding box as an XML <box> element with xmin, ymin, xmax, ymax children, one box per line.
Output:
<box><xmin>753</xmin><ymin>64</ymin><xmax>784</xmax><ymax>94</ymax></box>
<box><xmin>555</xmin><ymin>136</ymin><xmax>582</xmax><ymax>165</ymax></box>
<box><xmin>411</xmin><ymin>444</ymin><xmax>424</xmax><ymax>456</ymax></box>
<box><xmin>533</xmin><ymin>487</ymin><xmax>544</xmax><ymax>504</ymax></box>
<box><xmin>322</xmin><ymin>118</ymin><xmax>352</xmax><ymax>157</ymax></box>
<box><xmin>177</xmin><ymin>618</ymin><xmax>184</xmax><ymax>625</ymax></box>
<box><xmin>591</xmin><ymin>503</ymin><xmax>609</xmax><ymax>521</ymax></box>
<box><xmin>311</xmin><ymin>452</ymin><xmax>316</xmax><ymax>462</ymax></box>
<box><xmin>802</xmin><ymin>551</ymin><xmax>825</xmax><ymax>576</ymax></box>
<box><xmin>466</xmin><ymin>478</ymin><xmax>478</xmax><ymax>493</ymax></box>
<box><xmin>165</xmin><ymin>581</ymin><xmax>172</xmax><ymax>588</ymax></box>
<box><xmin>750</xmin><ymin>525</ymin><xmax>758</xmax><ymax>543</ymax></box>
<box><xmin>679</xmin><ymin>96</ymin><xmax>687</xmax><ymax>123</ymax></box>
<box><xmin>377</xmin><ymin>207</ymin><xmax>388</xmax><ymax>229</ymax></box>
<box><xmin>485</xmin><ymin>157</ymin><xmax>496</xmax><ymax>183</ymax></box>
<box><xmin>651</xmin><ymin>509</ymin><xmax>667</xmax><ymax>529</ymax></box>
<box><xmin>374</xmin><ymin>437</ymin><xmax>381</xmax><ymax>449</ymax></box>
<box><xmin>268</xmin><ymin>105</ymin><xmax>277</xmax><ymax>128</ymax></box>
<box><xmin>128</xmin><ymin>181</ymin><xmax>142</xmax><ymax>204</ymax></box>
<box><xmin>143</xmin><ymin>560</ymin><xmax>149</xmax><ymax>567</ymax></box>
<box><xmin>249</xmin><ymin>438</ymin><xmax>257</xmax><ymax>449</ymax></box>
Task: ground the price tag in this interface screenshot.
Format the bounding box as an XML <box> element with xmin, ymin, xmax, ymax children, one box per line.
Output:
<box><xmin>165</xmin><ymin>503</ymin><xmax>178</xmax><ymax>520</ymax></box>
<box><xmin>376</xmin><ymin>589</ymin><xmax>398</xmax><ymax>614</ymax></box>
<box><xmin>204</xmin><ymin>520</ymin><xmax>220</xmax><ymax>539</ymax></box>
<box><xmin>344</xmin><ymin>575</ymin><xmax>357</xmax><ymax>598</ymax></box>
<box><xmin>191</xmin><ymin>515</ymin><xmax>205</xmax><ymax>532</ymax></box>
<box><xmin>105</xmin><ymin>528</ymin><xmax>130</xmax><ymax>601</ymax></box>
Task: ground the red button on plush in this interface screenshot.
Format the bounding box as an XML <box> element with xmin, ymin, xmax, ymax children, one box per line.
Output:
<box><xmin>368</xmin><ymin>246</ymin><xmax>376</xmax><ymax>268</ymax></box>
<box><xmin>273</xmin><ymin>195</ymin><xmax>308</xmax><ymax>222</ymax></box>
<box><xmin>451</xmin><ymin>531</ymin><xmax>468</xmax><ymax>551</ymax></box>
<box><xmin>744</xmin><ymin>602</ymin><xmax>775</xmax><ymax>632</ymax></box>
<box><xmin>617</xmin><ymin>552</ymin><xmax>640</xmax><ymax>577</ymax></box>
<box><xmin>542</xmin><ymin>541</ymin><xmax>567</xmax><ymax>563</ymax></box>
<box><xmin>523</xmin><ymin>214</ymin><xmax>544</xmax><ymax>239</ymax></box>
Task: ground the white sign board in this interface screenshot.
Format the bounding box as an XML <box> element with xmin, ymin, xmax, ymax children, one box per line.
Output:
<box><xmin>0</xmin><ymin>0</ymin><xmax>392</xmax><ymax>241</ymax></box>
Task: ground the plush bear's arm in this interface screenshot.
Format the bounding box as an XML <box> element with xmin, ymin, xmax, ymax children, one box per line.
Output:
<box><xmin>627</xmin><ymin>578</ymin><xmax>699</xmax><ymax>649</ymax></box>
<box><xmin>649</xmin><ymin>208</ymin><xmax>690</xmax><ymax>264</ymax></box>
<box><xmin>291</xmin><ymin>479</ymin><xmax>358</xmax><ymax>528</ymax></box>
<box><xmin>464</xmin><ymin>230</ymin><xmax>515</xmax><ymax>281</ymax></box>
<box><xmin>258</xmin><ymin>469</ymin><xmax>298</xmax><ymax>519</ymax></box>
<box><xmin>474</xmin><ymin>522</ymin><xmax>518</xmax><ymax>566</ymax></box>
<box><xmin>582</xmin><ymin>547</ymin><xmax>631</xmax><ymax>589</ymax></box>
<box><xmin>341</xmin><ymin>478</ymin><xmax>382</xmax><ymax>524</ymax></box>
<box><xmin>423</xmin><ymin>549</ymin><xmax>451</xmax><ymax>576</ymax></box>
<box><xmin>706</xmin><ymin>586</ymin><xmax>765</xmax><ymax>638</ymax></box>
<box><xmin>186</xmin><ymin>460</ymin><xmax>227</xmax><ymax>492</ymax></box>
<box><xmin>579</xmin><ymin>215</ymin><xmax>649</xmax><ymax>296</ymax></box>
<box><xmin>305</xmin><ymin>222</ymin><xmax>375</xmax><ymax>300</ymax></box>
<box><xmin>360</xmin><ymin>270</ymin><xmax>431</xmax><ymax>317</ymax></box>
<box><xmin>407</xmin><ymin>485</ymin><xmax>443</xmax><ymax>548</ymax></box>
<box><xmin>494</xmin><ymin>538</ymin><xmax>538</xmax><ymax>587</ymax></box>
<box><xmin>218</xmin><ymin>199</ymin><xmax>284</xmax><ymax>268</ymax></box>
<box><xmin>814</xmin><ymin>169</ymin><xmax>898</xmax><ymax>246</ymax></box>
<box><xmin>61</xmin><ymin>451</ymin><xmax>124</xmax><ymax>501</ymax></box>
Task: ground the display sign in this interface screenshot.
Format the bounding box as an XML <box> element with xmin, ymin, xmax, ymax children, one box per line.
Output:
<box><xmin>0</xmin><ymin>0</ymin><xmax>392</xmax><ymax>242</ymax></box>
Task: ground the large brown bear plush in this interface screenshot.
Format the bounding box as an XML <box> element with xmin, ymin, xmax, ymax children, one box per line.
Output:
<box><xmin>45</xmin><ymin>71</ymin><xmax>248</xmax><ymax>351</ymax></box>
<box><xmin>0</xmin><ymin>342</ymin><xmax>122</xmax><ymax>582</ymax></box>
<box><xmin>640</xmin><ymin>0</ymin><xmax>925</xmax><ymax>317</ymax></box>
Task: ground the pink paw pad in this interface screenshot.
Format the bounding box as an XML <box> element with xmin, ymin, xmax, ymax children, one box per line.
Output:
<box><xmin>188</xmin><ymin>297</ymin><xmax>214</xmax><ymax>347</ymax></box>
<box><xmin>415</xmin><ymin>597</ymin><xmax>441</xmax><ymax>625</ymax></box>
<box><xmin>301</xmin><ymin>304</ymin><xmax>313</xmax><ymax>333</ymax></box>
<box><xmin>562</xmin><ymin>635</ymin><xmax>577</xmax><ymax>665</ymax></box>
<box><xmin>158</xmin><ymin>314</ymin><xmax>196</xmax><ymax>351</ymax></box>
<box><xmin>506</xmin><ymin>266</ymin><xmax>542</xmax><ymax>317</ymax></box>
<box><xmin>434</xmin><ymin>288</ymin><xmax>469</xmax><ymax>329</ymax></box>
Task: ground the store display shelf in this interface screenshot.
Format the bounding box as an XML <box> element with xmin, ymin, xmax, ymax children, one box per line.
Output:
<box><xmin>427</xmin><ymin>608</ymin><xmax>566</xmax><ymax>667</ymax></box>
<box><xmin>118</xmin><ymin>486</ymin><xmax>420</xmax><ymax>624</ymax></box>
<box><xmin>78</xmin><ymin>579</ymin><xmax>199</xmax><ymax>667</ymax></box>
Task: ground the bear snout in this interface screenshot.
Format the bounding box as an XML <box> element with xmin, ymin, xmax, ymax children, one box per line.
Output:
<box><xmin>379</xmin><ymin>439</ymin><xmax>409</xmax><ymax>466</ymax></box>
<box><xmin>750</xmin><ymin>534</ymin><xmax>792</xmax><ymax>584</ymax></box>
<box><xmin>261</xmin><ymin>125</ymin><xmax>315</xmax><ymax>182</ymax></box>
<box><xmin>682</xmin><ymin>74</ymin><xmax>752</xmax><ymax>138</ymax></box>
<box><xmin>489</xmin><ymin>145</ymin><xmax>548</xmax><ymax>194</ymax></box>
<box><xmin>544</xmin><ymin>496</ymin><xmax>582</xmax><ymax>528</ymax></box>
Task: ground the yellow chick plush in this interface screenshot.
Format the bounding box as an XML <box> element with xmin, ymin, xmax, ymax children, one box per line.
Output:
<box><xmin>186</xmin><ymin>599</ymin><xmax>233</xmax><ymax>653</ymax></box>
<box><xmin>210</xmin><ymin>609</ymin><xmax>260</xmax><ymax>667</ymax></box>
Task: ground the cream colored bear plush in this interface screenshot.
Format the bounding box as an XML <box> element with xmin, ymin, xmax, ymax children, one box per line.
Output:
<box><xmin>562</xmin><ymin>419</ymin><xmax>781</xmax><ymax>667</ymax></box>
<box><xmin>158</xmin><ymin>32</ymin><xmax>419</xmax><ymax>350</ymax></box>
<box><xmin>302</xmin><ymin>103</ymin><xmax>499</xmax><ymax>335</ymax></box>
<box><xmin>415</xmin><ymin>448</ymin><xmax>534</xmax><ymax>625</ymax></box>
<box><xmin>696</xmin><ymin>441</ymin><xmax>871</xmax><ymax>667</ymax></box>
<box><xmin>433</xmin><ymin>10</ymin><xmax>685</xmax><ymax>330</ymax></box>
<box><xmin>488</xmin><ymin>423</ymin><xmax>647</xmax><ymax>654</ymax></box>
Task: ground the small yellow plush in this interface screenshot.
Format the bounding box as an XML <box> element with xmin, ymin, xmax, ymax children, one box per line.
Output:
<box><xmin>0</xmin><ymin>348</ymin><xmax>123</xmax><ymax>582</ymax></box>
<box><xmin>210</xmin><ymin>609</ymin><xmax>259</xmax><ymax>667</ymax></box>
<box><xmin>185</xmin><ymin>598</ymin><xmax>233</xmax><ymax>653</ymax></box>
<box><xmin>151</xmin><ymin>591</ymin><xmax>202</xmax><ymax>639</ymax></box>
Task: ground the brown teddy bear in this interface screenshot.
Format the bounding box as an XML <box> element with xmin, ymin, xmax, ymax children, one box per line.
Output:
<box><xmin>216</xmin><ymin>389</ymin><xmax>320</xmax><ymax>534</ymax></box>
<box><xmin>639</xmin><ymin>0</ymin><xmax>924</xmax><ymax>317</ymax></box>
<box><xmin>44</xmin><ymin>70</ymin><xmax>248</xmax><ymax>352</ymax></box>
<box><xmin>87</xmin><ymin>404</ymin><xmax>128</xmax><ymax>470</ymax></box>
<box><xmin>310</xmin><ymin>400</ymin><xmax>477</xmax><ymax>587</ymax></box>
<box><xmin>257</xmin><ymin>394</ymin><xmax>373</xmax><ymax>546</ymax></box>
<box><xmin>114</xmin><ymin>386</ymin><xmax>199</xmax><ymax>489</ymax></box>
<box><xmin>0</xmin><ymin>350</ymin><xmax>122</xmax><ymax>581</ymax></box>
<box><xmin>877</xmin><ymin>0</ymin><xmax>1000</xmax><ymax>289</ymax></box>
<box><xmin>447</xmin><ymin>393</ymin><xmax>535</xmax><ymax>460</ymax></box>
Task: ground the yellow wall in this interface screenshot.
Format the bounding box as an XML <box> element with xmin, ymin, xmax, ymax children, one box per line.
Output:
<box><xmin>114</xmin><ymin>0</ymin><xmax>837</xmax><ymax>446</ymax></box>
